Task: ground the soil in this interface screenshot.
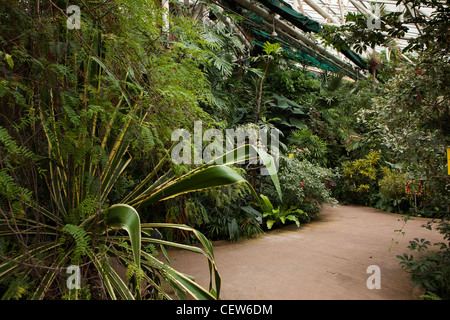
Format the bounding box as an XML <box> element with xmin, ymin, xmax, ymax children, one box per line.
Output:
<box><xmin>159</xmin><ymin>205</ymin><xmax>445</xmax><ymax>300</ymax></box>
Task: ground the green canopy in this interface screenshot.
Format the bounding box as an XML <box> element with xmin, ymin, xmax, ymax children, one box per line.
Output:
<box><xmin>251</xmin><ymin>28</ymin><xmax>342</xmax><ymax>74</ymax></box>
<box><xmin>219</xmin><ymin>0</ymin><xmax>367</xmax><ymax>77</ymax></box>
<box><xmin>256</xmin><ymin>0</ymin><xmax>322</xmax><ymax>33</ymax></box>
<box><xmin>255</xmin><ymin>0</ymin><xmax>367</xmax><ymax>70</ymax></box>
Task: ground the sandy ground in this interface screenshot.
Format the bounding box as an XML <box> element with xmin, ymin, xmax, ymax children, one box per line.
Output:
<box><xmin>160</xmin><ymin>205</ymin><xmax>445</xmax><ymax>300</ymax></box>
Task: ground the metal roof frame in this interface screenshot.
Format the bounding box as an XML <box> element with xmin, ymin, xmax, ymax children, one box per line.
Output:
<box><xmin>211</xmin><ymin>0</ymin><xmax>367</xmax><ymax>79</ymax></box>
<box><xmin>198</xmin><ymin>0</ymin><xmax>434</xmax><ymax>79</ymax></box>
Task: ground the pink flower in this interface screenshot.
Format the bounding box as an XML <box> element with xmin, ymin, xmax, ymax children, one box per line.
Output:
<box><xmin>301</xmin><ymin>182</ymin><xmax>305</xmax><ymax>187</ymax></box>
<box><xmin>297</xmin><ymin>148</ymin><xmax>302</xmax><ymax>152</ymax></box>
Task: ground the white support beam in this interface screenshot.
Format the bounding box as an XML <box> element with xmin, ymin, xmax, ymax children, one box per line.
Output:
<box><xmin>302</xmin><ymin>0</ymin><xmax>340</xmax><ymax>24</ymax></box>
<box><xmin>318</xmin><ymin>0</ymin><xmax>339</xmax><ymax>19</ymax></box>
<box><xmin>162</xmin><ymin>0</ymin><xmax>170</xmax><ymax>33</ymax></box>
<box><xmin>348</xmin><ymin>0</ymin><xmax>379</xmax><ymax>21</ymax></box>
<box><xmin>337</xmin><ymin>0</ymin><xmax>346</xmax><ymax>23</ymax></box>
<box><xmin>230</xmin><ymin>0</ymin><xmax>366</xmax><ymax>79</ymax></box>
<box><xmin>296</xmin><ymin>0</ymin><xmax>305</xmax><ymax>14</ymax></box>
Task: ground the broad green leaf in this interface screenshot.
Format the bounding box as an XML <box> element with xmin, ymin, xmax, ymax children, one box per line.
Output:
<box><xmin>207</xmin><ymin>144</ymin><xmax>282</xmax><ymax>201</ymax></box>
<box><xmin>289</xmin><ymin>118</ymin><xmax>307</xmax><ymax>129</ymax></box>
<box><xmin>240</xmin><ymin>205</ymin><xmax>262</xmax><ymax>219</ymax></box>
<box><xmin>259</xmin><ymin>194</ymin><xmax>274</xmax><ymax>212</ymax></box>
<box><xmin>141</xmin><ymin>250</ymin><xmax>217</xmax><ymax>300</ymax></box>
<box><xmin>125</xmin><ymin>144</ymin><xmax>281</xmax><ymax>210</ymax></box>
<box><xmin>106</xmin><ymin>204</ymin><xmax>141</xmax><ymax>270</ymax></box>
<box><xmin>285</xmin><ymin>214</ymin><xmax>300</xmax><ymax>227</ymax></box>
<box><xmin>105</xmin><ymin>204</ymin><xmax>142</xmax><ymax>299</ymax></box>
<box><xmin>291</xmin><ymin>108</ymin><xmax>305</xmax><ymax>115</ymax></box>
<box><xmin>130</xmin><ymin>165</ymin><xmax>256</xmax><ymax>208</ymax></box>
<box><xmin>266</xmin><ymin>219</ymin><xmax>275</xmax><ymax>229</ymax></box>
<box><xmin>141</xmin><ymin>222</ymin><xmax>220</xmax><ymax>297</ymax></box>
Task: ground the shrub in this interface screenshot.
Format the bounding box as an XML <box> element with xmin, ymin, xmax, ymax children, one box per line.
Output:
<box><xmin>287</xmin><ymin>129</ymin><xmax>328</xmax><ymax>166</ymax></box>
<box><xmin>419</xmin><ymin>178</ymin><xmax>450</xmax><ymax>218</ymax></box>
<box><xmin>397</xmin><ymin>219</ymin><xmax>450</xmax><ymax>300</ymax></box>
<box><xmin>1</xmin><ymin>0</ymin><xmax>286</xmax><ymax>299</ymax></box>
<box><xmin>376</xmin><ymin>166</ymin><xmax>409</xmax><ymax>213</ymax></box>
<box><xmin>336</xmin><ymin>151</ymin><xmax>381</xmax><ymax>206</ymax></box>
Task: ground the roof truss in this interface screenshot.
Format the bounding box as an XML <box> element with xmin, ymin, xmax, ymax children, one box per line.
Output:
<box><xmin>185</xmin><ymin>0</ymin><xmax>435</xmax><ymax>79</ymax></box>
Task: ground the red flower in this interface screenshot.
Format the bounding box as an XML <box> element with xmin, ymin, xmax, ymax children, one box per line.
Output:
<box><xmin>416</xmin><ymin>69</ymin><xmax>424</xmax><ymax>76</ymax></box>
<box><xmin>301</xmin><ymin>182</ymin><xmax>305</xmax><ymax>187</ymax></box>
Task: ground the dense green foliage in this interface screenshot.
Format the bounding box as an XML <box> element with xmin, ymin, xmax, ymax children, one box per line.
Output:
<box><xmin>324</xmin><ymin>0</ymin><xmax>450</xmax><ymax>299</ymax></box>
<box><xmin>0</xmin><ymin>0</ymin><xmax>448</xmax><ymax>300</ymax></box>
<box><xmin>0</xmin><ymin>0</ymin><xmax>264</xmax><ymax>300</ymax></box>
<box><xmin>398</xmin><ymin>219</ymin><xmax>450</xmax><ymax>299</ymax></box>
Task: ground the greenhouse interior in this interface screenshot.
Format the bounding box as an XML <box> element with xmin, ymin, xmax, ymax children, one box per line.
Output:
<box><xmin>0</xmin><ymin>0</ymin><xmax>448</xmax><ymax>303</ymax></box>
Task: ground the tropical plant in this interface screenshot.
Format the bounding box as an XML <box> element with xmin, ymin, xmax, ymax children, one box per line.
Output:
<box><xmin>254</xmin><ymin>42</ymin><xmax>283</xmax><ymax>123</ymax></box>
<box><xmin>179</xmin><ymin>182</ymin><xmax>264</xmax><ymax>242</ymax></box>
<box><xmin>266</xmin><ymin>67</ymin><xmax>320</xmax><ymax>102</ymax></box>
<box><xmin>377</xmin><ymin>165</ymin><xmax>408</xmax><ymax>213</ymax></box>
<box><xmin>0</xmin><ymin>0</ymin><xmax>284</xmax><ymax>300</ymax></box>
<box><xmin>397</xmin><ymin>218</ymin><xmax>450</xmax><ymax>300</ymax></box>
<box><xmin>267</xmin><ymin>93</ymin><xmax>308</xmax><ymax>132</ymax></box>
<box><xmin>0</xmin><ymin>103</ymin><xmax>279</xmax><ymax>300</ymax></box>
<box><xmin>287</xmin><ymin>128</ymin><xmax>328</xmax><ymax>166</ymax></box>
<box><xmin>261</xmin><ymin>156</ymin><xmax>337</xmax><ymax>220</ymax></box>
<box><xmin>0</xmin><ymin>91</ymin><xmax>280</xmax><ymax>300</ymax></box>
<box><xmin>358</xmin><ymin>50</ymin><xmax>449</xmax><ymax>215</ymax></box>
<box><xmin>256</xmin><ymin>195</ymin><xmax>307</xmax><ymax>230</ymax></box>
<box><xmin>337</xmin><ymin>151</ymin><xmax>382</xmax><ymax>206</ymax></box>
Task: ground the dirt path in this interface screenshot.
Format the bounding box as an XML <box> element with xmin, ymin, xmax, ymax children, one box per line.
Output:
<box><xmin>161</xmin><ymin>205</ymin><xmax>445</xmax><ymax>300</ymax></box>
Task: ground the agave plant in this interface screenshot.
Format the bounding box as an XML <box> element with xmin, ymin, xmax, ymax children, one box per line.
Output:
<box><xmin>0</xmin><ymin>1</ymin><xmax>282</xmax><ymax>298</ymax></box>
<box><xmin>0</xmin><ymin>137</ymin><xmax>279</xmax><ymax>299</ymax></box>
<box><xmin>0</xmin><ymin>49</ymin><xmax>281</xmax><ymax>299</ymax></box>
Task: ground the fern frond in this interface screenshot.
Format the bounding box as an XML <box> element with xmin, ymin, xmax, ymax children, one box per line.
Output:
<box><xmin>125</xmin><ymin>262</ymin><xmax>144</xmax><ymax>285</ymax></box>
<box><xmin>0</xmin><ymin>169</ymin><xmax>33</xmax><ymax>203</ymax></box>
<box><xmin>0</xmin><ymin>126</ymin><xmax>34</xmax><ymax>160</ymax></box>
<box><xmin>62</xmin><ymin>224</ymin><xmax>90</xmax><ymax>263</ymax></box>
<box><xmin>0</xmin><ymin>275</ymin><xmax>32</xmax><ymax>300</ymax></box>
